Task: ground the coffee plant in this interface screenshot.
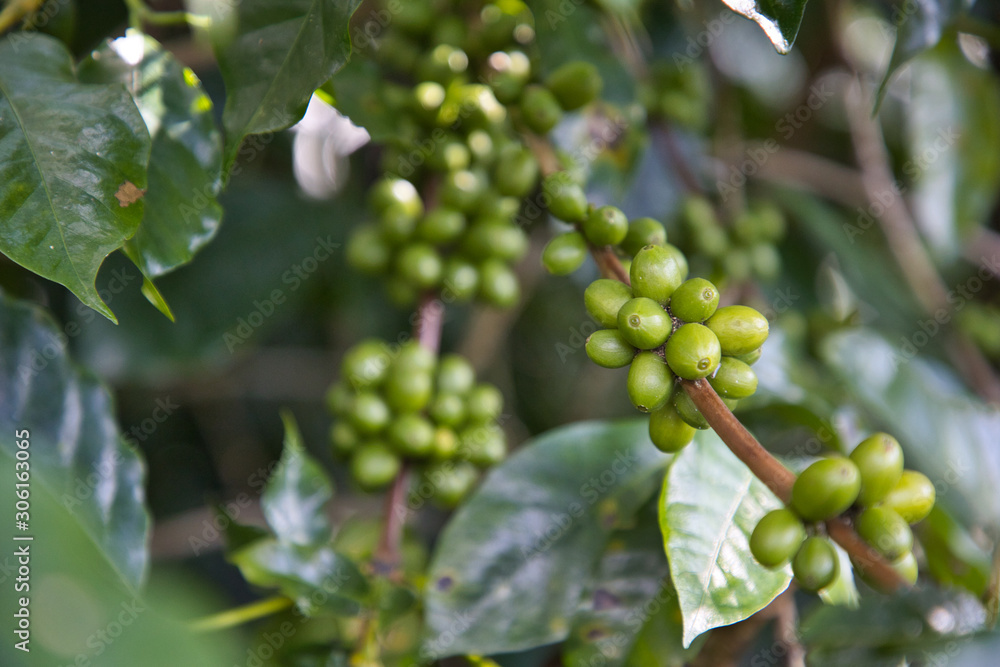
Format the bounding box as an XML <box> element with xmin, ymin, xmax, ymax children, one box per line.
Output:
<box><xmin>2</xmin><ymin>0</ymin><xmax>1000</xmax><ymax>665</ymax></box>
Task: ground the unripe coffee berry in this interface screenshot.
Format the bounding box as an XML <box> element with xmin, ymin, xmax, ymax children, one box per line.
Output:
<box><xmin>350</xmin><ymin>392</ymin><xmax>391</xmax><ymax>435</ymax></box>
<box><xmin>461</xmin><ymin>423</ymin><xmax>507</xmax><ymax>467</ymax></box>
<box><xmin>881</xmin><ymin>470</ymin><xmax>936</xmax><ymax>524</ymax></box>
<box><xmin>586</xmin><ymin>329</ymin><xmax>636</xmax><ymax>368</ymax></box>
<box><xmin>792</xmin><ymin>537</ymin><xmax>839</xmax><ymax>592</ymax></box>
<box><xmin>669</xmin><ymin>278</ymin><xmax>719</xmax><ymax>323</ymax></box>
<box><xmin>396</xmin><ymin>243</ymin><xmax>443</xmax><ymax>289</ymax></box>
<box><xmin>351</xmin><ymin>443</ymin><xmax>401</xmax><ymax>491</ymax></box>
<box><xmin>648</xmin><ymin>402</ymin><xmax>696</xmax><ymax>453</ymax></box>
<box><xmin>436</xmin><ymin>354</ymin><xmax>475</xmax><ymax>395</ymax></box>
<box><xmin>630</xmin><ymin>245</ymin><xmax>683</xmax><ymax>304</ymax></box>
<box><xmin>427</xmin><ymin>461</ymin><xmax>479</xmax><ymax>508</ymax></box>
<box><xmin>705</xmin><ymin>305</ymin><xmax>769</xmax><ymax>356</ymax></box>
<box><xmin>478</xmin><ymin>259</ymin><xmax>520</xmax><ymax>307</ymax></box>
<box><xmin>707</xmin><ymin>357</ymin><xmax>758</xmax><ymax>399</ymax></box>
<box><xmin>388</xmin><ymin>414</ymin><xmax>435</xmax><ymax>458</ymax></box>
<box><xmin>545</xmin><ymin>61</ymin><xmax>602</xmax><ymax>111</ymax></box>
<box><xmin>583</xmin><ymin>205</ymin><xmax>629</xmax><ymax>246</ymax></box>
<box><xmin>791</xmin><ymin>457</ymin><xmax>862</xmax><ymax>521</ymax></box>
<box><xmin>520</xmin><ymin>84</ymin><xmax>563</xmax><ymax>134</ymax></box>
<box><xmin>542</xmin><ymin>231</ymin><xmax>588</xmax><ymax>275</ymax></box>
<box><xmin>384</xmin><ymin>370</ymin><xmax>433</xmax><ymax>413</ymax></box>
<box><xmin>429</xmin><ymin>393</ymin><xmax>467</xmax><ymax>427</ymax></box>
<box><xmin>750</xmin><ymin>508</ymin><xmax>806</xmax><ymax>569</ymax></box>
<box><xmin>617</xmin><ymin>297</ymin><xmax>673</xmax><ymax>350</ymax></box>
<box><xmin>466</xmin><ymin>383</ymin><xmax>504</xmax><ymax>421</ymax></box>
<box><xmin>417</xmin><ymin>208</ymin><xmax>466</xmax><ymax>244</ymax></box>
<box><xmin>849</xmin><ymin>433</ymin><xmax>904</xmax><ymax>507</ymax></box>
<box><xmin>542</xmin><ymin>173</ymin><xmax>588</xmax><ymax>223</ymax></box>
<box><xmin>627</xmin><ymin>351</ymin><xmax>673</xmax><ymax>413</ymax></box>
<box><xmin>495</xmin><ymin>147</ymin><xmax>539</xmax><ymax>198</ymax></box>
<box><xmin>342</xmin><ymin>339</ymin><xmax>391</xmax><ymax>388</ymax></box>
<box><xmin>443</xmin><ymin>258</ymin><xmax>479</xmax><ymax>301</ymax></box>
<box><xmin>664</xmin><ymin>323</ymin><xmax>722</xmax><ymax>380</ymax></box>
<box><xmin>855</xmin><ymin>507</ymin><xmax>913</xmax><ymax>561</ymax></box>
<box><xmin>584</xmin><ymin>278</ymin><xmax>633</xmax><ymax>328</ymax></box>
<box><xmin>441</xmin><ymin>169</ymin><xmax>487</xmax><ymax>212</ymax></box>
<box><xmin>621</xmin><ymin>217</ymin><xmax>667</xmax><ymax>256</ymax></box>
<box><xmin>462</xmin><ymin>221</ymin><xmax>528</xmax><ymax>262</ymax></box>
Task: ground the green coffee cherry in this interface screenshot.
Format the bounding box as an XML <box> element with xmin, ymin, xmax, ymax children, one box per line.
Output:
<box><xmin>460</xmin><ymin>423</ymin><xmax>506</xmax><ymax>467</ymax></box>
<box><xmin>379</xmin><ymin>202</ymin><xmax>420</xmax><ymax>244</ymax></box>
<box><xmin>663</xmin><ymin>243</ymin><xmax>689</xmax><ymax>281</ymax></box>
<box><xmin>416</xmin><ymin>208</ymin><xmax>466</xmax><ymax>244</ymax></box>
<box><xmin>417</xmin><ymin>43</ymin><xmax>469</xmax><ymax>83</ymax></box>
<box><xmin>463</xmin><ymin>221</ymin><xmax>528</xmax><ymax>262</ymax></box>
<box><xmin>431</xmin><ymin>426</ymin><xmax>459</xmax><ymax>459</ymax></box>
<box><xmin>881</xmin><ymin>470</ymin><xmax>936</xmax><ymax>524</ymax></box>
<box><xmin>487</xmin><ymin>51</ymin><xmax>532</xmax><ymax>104</ymax></box>
<box><xmin>347</xmin><ymin>225</ymin><xmax>392</xmax><ymax>275</ymax></box>
<box><xmin>426</xmin><ymin>461</ymin><xmax>479</xmax><ymax>508</ymax></box>
<box><xmin>669</xmin><ymin>278</ymin><xmax>719</xmax><ymax>323</ymax></box>
<box><xmin>542</xmin><ymin>173</ymin><xmax>588</xmax><ymax>223</ymax></box>
<box><xmin>520</xmin><ymin>84</ymin><xmax>563</xmax><ymax>134</ymax></box>
<box><xmin>396</xmin><ymin>243</ymin><xmax>443</xmax><ymax>289</ymax></box>
<box><xmin>621</xmin><ymin>217</ymin><xmax>667</xmax><ymax>256</ymax></box>
<box><xmin>495</xmin><ymin>147</ymin><xmax>540</xmax><ymax>198</ymax></box>
<box><xmin>707</xmin><ymin>357</ymin><xmax>757</xmax><ymax>399</ymax></box>
<box><xmin>478</xmin><ymin>259</ymin><xmax>520</xmax><ymax>307</ymax></box>
<box><xmin>384</xmin><ymin>369</ymin><xmax>433</xmax><ymax>413</ymax></box>
<box><xmin>734</xmin><ymin>348</ymin><xmax>763</xmax><ymax>366</ymax></box>
<box><xmin>855</xmin><ymin>507</ymin><xmax>913</xmax><ymax>561</ymax></box>
<box><xmin>441</xmin><ymin>169</ymin><xmax>487</xmax><ymax>212</ymax></box>
<box><xmin>443</xmin><ymin>258</ymin><xmax>479</xmax><ymax>301</ymax></box>
<box><xmin>429</xmin><ymin>392</ymin><xmax>466</xmax><ymax>427</ymax></box>
<box><xmin>330</xmin><ymin>421</ymin><xmax>359</xmax><ymax>455</ymax></box>
<box><xmin>890</xmin><ymin>551</ymin><xmax>919</xmax><ymax>585</ymax></box>
<box><xmin>412</xmin><ymin>81</ymin><xmax>447</xmax><ymax>121</ymax></box>
<box><xmin>584</xmin><ymin>278</ymin><xmax>633</xmax><ymax>328</ymax></box>
<box><xmin>583</xmin><ymin>206</ymin><xmax>628</xmax><ymax>247</ymax></box>
<box><xmin>349</xmin><ymin>392</ymin><xmax>391</xmax><ymax>435</ymax></box>
<box><xmin>467</xmin><ymin>384</ymin><xmax>504</xmax><ymax>421</ymax></box>
<box><xmin>792</xmin><ymin>537</ymin><xmax>840</xmax><ymax>592</ymax></box>
<box><xmin>585</xmin><ymin>329</ymin><xmax>636</xmax><ymax>368</ymax></box>
<box><xmin>705</xmin><ymin>306</ymin><xmax>769</xmax><ymax>356</ymax></box>
<box><xmin>617</xmin><ymin>297</ymin><xmax>673</xmax><ymax>350</ymax></box>
<box><xmin>351</xmin><ymin>443</ymin><xmax>401</xmax><ymax>491</ymax></box>
<box><xmin>545</xmin><ymin>61</ymin><xmax>602</xmax><ymax>111</ymax></box>
<box><xmin>370</xmin><ymin>177</ymin><xmax>423</xmax><ymax>220</ymax></box>
<box><xmin>648</xmin><ymin>402</ymin><xmax>695</xmax><ymax>453</ymax></box>
<box><xmin>750</xmin><ymin>508</ymin><xmax>806</xmax><ymax>568</ymax></box>
<box><xmin>396</xmin><ymin>341</ymin><xmax>436</xmax><ymax>374</ymax></box>
<box><xmin>664</xmin><ymin>323</ymin><xmax>722</xmax><ymax>380</ymax></box>
<box><xmin>850</xmin><ymin>433</ymin><xmax>905</xmax><ymax>507</ymax></box>
<box><xmin>673</xmin><ymin>389</ymin><xmax>709</xmax><ymax>429</ymax></box>
<box><xmin>630</xmin><ymin>245</ymin><xmax>683</xmax><ymax>304</ymax></box>
<box><xmin>325</xmin><ymin>382</ymin><xmax>354</xmax><ymax>417</ymax></box>
<box><xmin>342</xmin><ymin>340</ymin><xmax>390</xmax><ymax>388</ymax></box>
<box><xmin>627</xmin><ymin>351</ymin><xmax>674</xmax><ymax>413</ymax></box>
<box><xmin>388</xmin><ymin>414</ymin><xmax>435</xmax><ymax>458</ymax></box>
<box><xmin>437</xmin><ymin>354</ymin><xmax>475</xmax><ymax>395</ymax></box>
<box><xmin>791</xmin><ymin>457</ymin><xmax>862</xmax><ymax>521</ymax></box>
<box><xmin>542</xmin><ymin>231</ymin><xmax>588</xmax><ymax>275</ymax></box>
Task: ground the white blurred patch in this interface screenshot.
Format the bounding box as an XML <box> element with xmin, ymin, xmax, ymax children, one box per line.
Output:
<box><xmin>291</xmin><ymin>94</ymin><xmax>370</xmax><ymax>200</ymax></box>
<box><xmin>109</xmin><ymin>30</ymin><xmax>145</xmax><ymax>66</ymax></box>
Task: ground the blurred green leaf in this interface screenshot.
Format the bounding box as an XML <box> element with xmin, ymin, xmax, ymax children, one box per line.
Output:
<box><xmin>213</xmin><ymin>0</ymin><xmax>362</xmax><ymax>173</ymax></box>
<box><xmin>0</xmin><ymin>33</ymin><xmax>150</xmax><ymax>322</ymax></box>
<box><xmin>563</xmin><ymin>504</ymin><xmax>676</xmax><ymax>667</ymax></box>
<box><xmin>230</xmin><ymin>540</ymin><xmax>370</xmax><ymax>616</ymax></box>
<box><xmin>907</xmin><ymin>43</ymin><xmax>1000</xmax><ymax>260</ymax></box>
<box><xmin>78</xmin><ymin>31</ymin><xmax>223</xmax><ymax>290</ymax></box>
<box><xmin>719</xmin><ymin>0</ymin><xmax>809</xmax><ymax>54</ymax></box>
<box><xmin>659</xmin><ymin>430</ymin><xmax>790</xmax><ymax>648</ymax></box>
<box><xmin>423</xmin><ymin>419</ymin><xmax>669</xmax><ymax>658</ymax></box>
<box><xmin>0</xmin><ymin>292</ymin><xmax>149</xmax><ymax>591</ymax></box>
<box><xmin>821</xmin><ymin>329</ymin><xmax>1000</xmax><ymax>527</ymax></box>
<box><xmin>261</xmin><ymin>411</ymin><xmax>334</xmax><ymax>548</ymax></box>
<box><xmin>920</xmin><ymin>507</ymin><xmax>991</xmax><ymax>597</ymax></box>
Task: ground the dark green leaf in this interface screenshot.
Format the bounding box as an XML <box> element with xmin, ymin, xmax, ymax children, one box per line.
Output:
<box><xmin>0</xmin><ymin>292</ymin><xmax>149</xmax><ymax>590</ymax></box>
<box><xmin>821</xmin><ymin>329</ymin><xmax>1000</xmax><ymax>527</ymax></box>
<box><xmin>720</xmin><ymin>0</ymin><xmax>809</xmax><ymax>54</ymax></box>
<box><xmin>213</xmin><ymin>0</ymin><xmax>362</xmax><ymax>173</ymax></box>
<box><xmin>659</xmin><ymin>430</ymin><xmax>790</xmax><ymax>648</ymax></box>
<box><xmin>906</xmin><ymin>43</ymin><xmax>1000</xmax><ymax>260</ymax></box>
<box><xmin>261</xmin><ymin>411</ymin><xmax>334</xmax><ymax>548</ymax></box>
<box><xmin>329</xmin><ymin>59</ymin><xmax>399</xmax><ymax>141</ymax></box>
<box><xmin>230</xmin><ymin>540</ymin><xmax>370</xmax><ymax>616</ymax></box>
<box><xmin>564</xmin><ymin>504</ymin><xmax>684</xmax><ymax>667</ymax></box>
<box><xmin>0</xmin><ymin>33</ymin><xmax>150</xmax><ymax>322</ymax></box>
<box><xmin>423</xmin><ymin>419</ymin><xmax>670</xmax><ymax>658</ymax></box>
<box><xmin>78</xmin><ymin>31</ymin><xmax>224</xmax><ymax>287</ymax></box>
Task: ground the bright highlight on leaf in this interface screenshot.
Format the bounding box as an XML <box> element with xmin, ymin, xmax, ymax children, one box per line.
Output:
<box><xmin>722</xmin><ymin>0</ymin><xmax>810</xmax><ymax>54</ymax></box>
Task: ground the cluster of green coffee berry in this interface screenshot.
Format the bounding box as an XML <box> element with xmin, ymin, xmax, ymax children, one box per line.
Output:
<box><xmin>344</xmin><ymin>0</ymin><xmax>603</xmax><ymax>308</ymax></box>
<box><xmin>750</xmin><ymin>433</ymin><xmax>936</xmax><ymax>592</ymax></box>
<box><xmin>326</xmin><ymin>339</ymin><xmax>506</xmax><ymax>507</ymax></box>
<box><xmin>677</xmin><ymin>196</ymin><xmax>786</xmax><ymax>284</ymax></box>
<box><xmin>577</xmin><ymin>241</ymin><xmax>768</xmax><ymax>452</ymax></box>
<box><xmin>639</xmin><ymin>60</ymin><xmax>711</xmax><ymax>132</ymax></box>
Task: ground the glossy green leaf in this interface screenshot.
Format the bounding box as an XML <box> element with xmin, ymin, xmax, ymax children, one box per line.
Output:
<box><xmin>821</xmin><ymin>329</ymin><xmax>1000</xmax><ymax>526</ymax></box>
<box><xmin>907</xmin><ymin>43</ymin><xmax>1000</xmax><ymax>260</ymax></box>
<box><xmin>0</xmin><ymin>292</ymin><xmax>149</xmax><ymax>591</ymax></box>
<box><xmin>659</xmin><ymin>430</ymin><xmax>790</xmax><ymax>648</ymax></box>
<box><xmin>261</xmin><ymin>411</ymin><xmax>334</xmax><ymax>548</ymax></box>
<box><xmin>423</xmin><ymin>420</ymin><xmax>670</xmax><ymax>658</ymax></box>
<box><xmin>213</xmin><ymin>0</ymin><xmax>362</xmax><ymax>173</ymax></box>
<box><xmin>78</xmin><ymin>31</ymin><xmax>223</xmax><ymax>284</ymax></box>
<box><xmin>720</xmin><ymin>0</ymin><xmax>809</xmax><ymax>54</ymax></box>
<box><xmin>564</xmin><ymin>504</ymin><xmax>687</xmax><ymax>667</ymax></box>
<box><xmin>230</xmin><ymin>540</ymin><xmax>370</xmax><ymax>616</ymax></box>
<box><xmin>0</xmin><ymin>33</ymin><xmax>150</xmax><ymax>322</ymax></box>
